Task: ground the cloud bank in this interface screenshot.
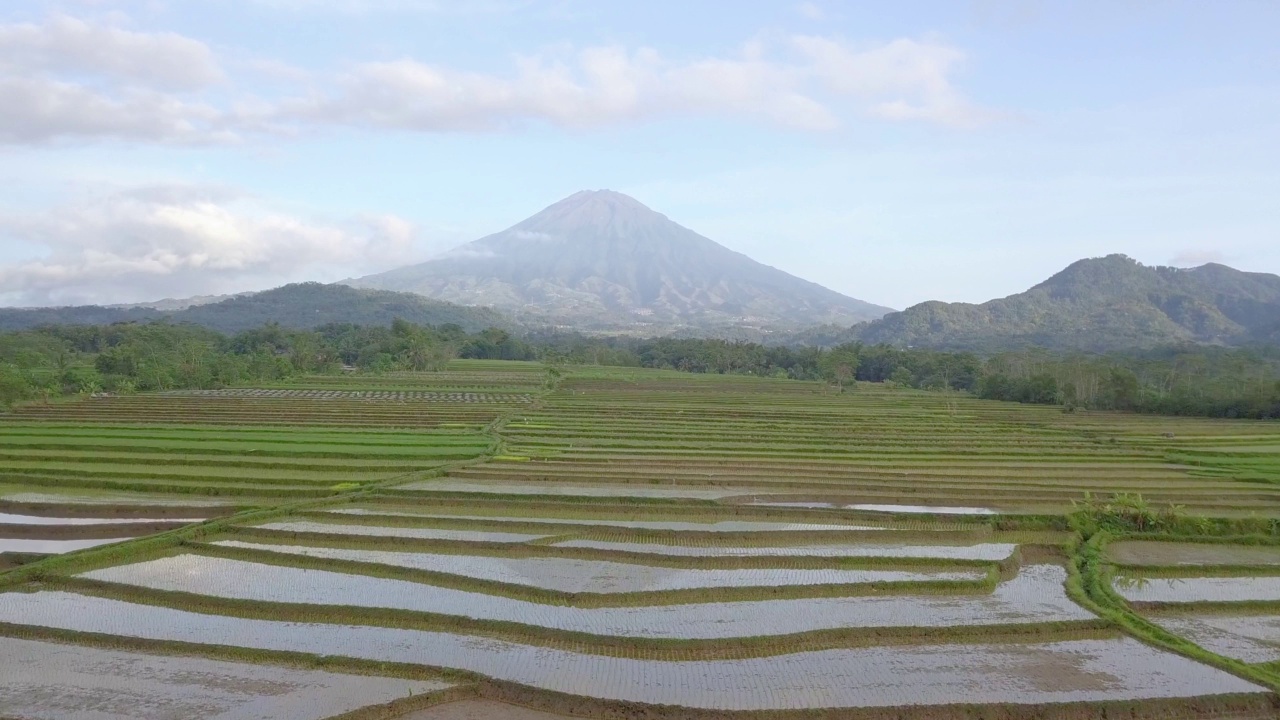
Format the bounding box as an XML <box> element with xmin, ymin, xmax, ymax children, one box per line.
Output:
<box><xmin>0</xmin><ymin>14</ymin><xmax>233</xmax><ymax>144</ymax></box>
<box><xmin>0</xmin><ymin>184</ymin><xmax>420</xmax><ymax>306</ymax></box>
<box><xmin>0</xmin><ymin>13</ymin><xmax>993</xmax><ymax>145</ymax></box>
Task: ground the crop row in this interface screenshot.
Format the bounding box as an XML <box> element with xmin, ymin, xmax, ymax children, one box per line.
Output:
<box><xmin>167</xmin><ymin>389</ymin><xmax>533</xmax><ymax>403</ymax></box>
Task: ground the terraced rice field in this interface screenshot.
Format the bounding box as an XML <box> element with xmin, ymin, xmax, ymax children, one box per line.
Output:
<box><xmin>1105</xmin><ymin>537</ymin><xmax>1280</xmax><ymax>671</ymax></box>
<box><xmin>0</xmin><ymin>635</ymin><xmax>450</xmax><ymax>720</ymax></box>
<box><xmin>2</xmin><ymin>361</ymin><xmax>1280</xmax><ymax>718</ymax></box>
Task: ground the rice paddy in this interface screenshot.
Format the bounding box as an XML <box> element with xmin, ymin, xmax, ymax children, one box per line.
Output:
<box><xmin>0</xmin><ymin>635</ymin><xmax>452</xmax><ymax>720</ymax></box>
<box><xmin>3</xmin><ymin>360</ymin><xmax>1280</xmax><ymax>718</ymax></box>
<box><xmin>208</xmin><ymin>541</ymin><xmax>987</xmax><ymax>593</ymax></box>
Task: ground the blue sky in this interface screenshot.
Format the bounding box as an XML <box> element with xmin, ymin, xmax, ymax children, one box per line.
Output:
<box><xmin>0</xmin><ymin>0</ymin><xmax>1277</xmax><ymax>308</ymax></box>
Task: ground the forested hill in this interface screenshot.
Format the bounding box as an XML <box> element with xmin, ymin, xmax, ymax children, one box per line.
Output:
<box><xmin>0</xmin><ymin>283</ymin><xmax>512</xmax><ymax>334</ymax></box>
<box><xmin>806</xmin><ymin>255</ymin><xmax>1280</xmax><ymax>352</ymax></box>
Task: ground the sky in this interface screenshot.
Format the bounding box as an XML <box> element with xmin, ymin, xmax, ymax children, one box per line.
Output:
<box><xmin>0</xmin><ymin>0</ymin><xmax>1277</xmax><ymax>310</ymax></box>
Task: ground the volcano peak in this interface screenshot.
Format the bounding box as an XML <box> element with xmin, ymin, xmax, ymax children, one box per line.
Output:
<box><xmin>349</xmin><ymin>191</ymin><xmax>891</xmax><ymax>330</ymax></box>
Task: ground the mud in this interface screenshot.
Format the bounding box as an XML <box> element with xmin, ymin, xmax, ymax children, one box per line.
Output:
<box><xmin>0</xmin><ymin>500</ymin><xmax>233</xmax><ymax>520</ymax></box>
<box><xmin>400</xmin><ymin>699</ymin><xmax>585</xmax><ymax>720</ymax></box>
<box><xmin>0</xmin><ymin>493</ymin><xmax>237</xmax><ymax>507</ymax></box>
<box><xmin>1109</xmin><ymin>541</ymin><xmax>1280</xmax><ymax>567</ymax></box>
<box><xmin>255</xmin><ymin>521</ymin><xmax>551</xmax><ymax>543</ymax></box>
<box><xmin>0</xmin><ymin>520</ymin><xmax>198</xmax><ymax>540</ymax></box>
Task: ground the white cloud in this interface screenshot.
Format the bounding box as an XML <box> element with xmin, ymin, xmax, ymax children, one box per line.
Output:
<box><xmin>792</xmin><ymin>36</ymin><xmax>995</xmax><ymax>127</ymax></box>
<box><xmin>248</xmin><ymin>0</ymin><xmax>527</xmax><ymax>13</ymax></box>
<box><xmin>0</xmin><ymin>77</ymin><xmax>232</xmax><ymax>145</ymax></box>
<box><xmin>1170</xmin><ymin>249</ymin><xmax>1227</xmax><ymax>267</ymax></box>
<box><xmin>440</xmin><ymin>246</ymin><xmax>497</xmax><ymax>260</ymax></box>
<box><xmin>283</xmin><ymin>35</ymin><xmax>986</xmax><ymax>132</ymax></box>
<box><xmin>0</xmin><ymin>13</ymin><xmax>990</xmax><ymax>144</ymax></box>
<box><xmin>513</xmin><ymin>230</ymin><xmax>557</xmax><ymax>241</ymax></box>
<box><xmin>0</xmin><ymin>13</ymin><xmax>223</xmax><ymax>90</ymax></box>
<box><xmin>797</xmin><ymin>2</ymin><xmax>825</xmax><ymax>21</ymax></box>
<box><xmin>0</xmin><ymin>184</ymin><xmax>421</xmax><ymax>306</ymax></box>
<box><xmin>0</xmin><ymin>14</ymin><xmax>234</xmax><ymax>144</ymax></box>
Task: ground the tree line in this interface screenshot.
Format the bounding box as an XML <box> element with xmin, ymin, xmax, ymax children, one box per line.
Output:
<box><xmin>2</xmin><ymin>321</ymin><xmax>1277</xmax><ymax>419</ymax></box>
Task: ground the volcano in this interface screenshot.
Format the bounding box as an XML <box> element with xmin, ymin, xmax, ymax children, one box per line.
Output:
<box><xmin>348</xmin><ymin>190</ymin><xmax>891</xmax><ymax>330</ymax></box>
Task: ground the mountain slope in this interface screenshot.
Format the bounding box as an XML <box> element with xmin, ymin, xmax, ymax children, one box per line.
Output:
<box><xmin>0</xmin><ymin>283</ymin><xmax>510</xmax><ymax>334</ymax></box>
<box><xmin>847</xmin><ymin>255</ymin><xmax>1280</xmax><ymax>351</ymax></box>
<box><xmin>349</xmin><ymin>190</ymin><xmax>891</xmax><ymax>330</ymax></box>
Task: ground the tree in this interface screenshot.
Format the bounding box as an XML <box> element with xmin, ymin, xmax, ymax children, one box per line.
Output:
<box><xmin>1106</xmin><ymin>367</ymin><xmax>1141</xmax><ymax>410</ymax></box>
<box><xmin>889</xmin><ymin>366</ymin><xmax>914</xmax><ymax>387</ymax></box>
<box><xmin>1019</xmin><ymin>373</ymin><xmax>1061</xmax><ymax>405</ymax></box>
<box><xmin>0</xmin><ymin>364</ymin><xmax>31</xmax><ymax>408</ymax></box>
<box><xmin>819</xmin><ymin>343</ymin><xmax>860</xmax><ymax>388</ymax></box>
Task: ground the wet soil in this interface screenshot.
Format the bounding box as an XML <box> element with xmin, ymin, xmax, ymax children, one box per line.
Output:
<box><xmin>0</xmin><ymin>552</ymin><xmax>45</xmax><ymax>570</ymax></box>
<box><xmin>0</xmin><ymin>521</ymin><xmax>195</xmax><ymax>540</ymax></box>
<box><xmin>0</xmin><ymin>499</ymin><xmax>234</xmax><ymax>519</ymax></box>
<box><xmin>401</xmin><ymin>700</ymin><xmax>586</xmax><ymax>719</ymax></box>
<box><xmin>1109</xmin><ymin>541</ymin><xmax>1280</xmax><ymax>567</ymax></box>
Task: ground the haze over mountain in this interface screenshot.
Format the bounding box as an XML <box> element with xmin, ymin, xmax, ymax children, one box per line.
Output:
<box><xmin>0</xmin><ymin>284</ymin><xmax>509</xmax><ymax>335</ymax></box>
<box><xmin>348</xmin><ymin>190</ymin><xmax>892</xmax><ymax>331</ymax></box>
<box><xmin>804</xmin><ymin>255</ymin><xmax>1280</xmax><ymax>352</ymax></box>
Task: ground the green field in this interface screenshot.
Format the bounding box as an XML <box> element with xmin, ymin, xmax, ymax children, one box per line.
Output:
<box><xmin>3</xmin><ymin>360</ymin><xmax>1280</xmax><ymax>719</ymax></box>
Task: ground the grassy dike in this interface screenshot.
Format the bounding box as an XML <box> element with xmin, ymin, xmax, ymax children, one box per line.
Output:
<box><xmin>1069</xmin><ymin>529</ymin><xmax>1280</xmax><ymax>691</ymax></box>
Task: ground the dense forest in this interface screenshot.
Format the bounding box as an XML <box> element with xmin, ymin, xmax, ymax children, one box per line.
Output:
<box><xmin>2</xmin><ymin>321</ymin><xmax>1278</xmax><ymax>420</ymax></box>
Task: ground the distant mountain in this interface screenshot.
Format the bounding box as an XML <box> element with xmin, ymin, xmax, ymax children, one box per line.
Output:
<box><xmin>830</xmin><ymin>255</ymin><xmax>1280</xmax><ymax>351</ymax></box>
<box><xmin>0</xmin><ymin>283</ymin><xmax>510</xmax><ymax>334</ymax></box>
<box><xmin>348</xmin><ymin>190</ymin><xmax>892</xmax><ymax>331</ymax></box>
<box><xmin>0</xmin><ymin>305</ymin><xmax>162</xmax><ymax>331</ymax></box>
<box><xmin>106</xmin><ymin>293</ymin><xmax>247</xmax><ymax>312</ymax></box>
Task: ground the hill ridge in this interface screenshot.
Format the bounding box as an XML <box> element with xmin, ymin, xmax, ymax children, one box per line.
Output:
<box><xmin>830</xmin><ymin>254</ymin><xmax>1280</xmax><ymax>351</ymax></box>
<box><xmin>0</xmin><ymin>283</ymin><xmax>511</xmax><ymax>334</ymax></box>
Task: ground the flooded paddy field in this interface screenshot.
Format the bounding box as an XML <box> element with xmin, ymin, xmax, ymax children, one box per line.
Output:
<box><xmin>7</xmin><ymin>362</ymin><xmax>1280</xmax><ymax>715</ymax></box>
<box><xmin>551</xmin><ymin>538</ymin><xmax>1017</xmax><ymax>560</ymax></box>
<box><xmin>0</xmin><ymin>591</ymin><xmax>1267</xmax><ymax>711</ymax></box>
<box><xmin>845</xmin><ymin>503</ymin><xmax>998</xmax><ymax>515</ymax></box>
<box><xmin>323</xmin><ymin>508</ymin><xmax>884</xmax><ymax>532</ymax></box>
<box><xmin>210</xmin><ymin>540</ymin><xmax>988</xmax><ymax>593</ymax></box>
<box><xmin>0</xmin><ymin>635</ymin><xmax>452</xmax><ymax>720</ymax></box>
<box><xmin>1113</xmin><ymin>574</ymin><xmax>1280</xmax><ymax>604</ymax></box>
<box><xmin>82</xmin><ymin>556</ymin><xmax>1090</xmax><ymax>637</ymax></box>
<box><xmin>397</xmin><ymin>480</ymin><xmax>760</xmax><ymax>500</ymax></box>
<box><xmin>253</xmin><ymin>520</ymin><xmax>553</xmax><ymax>543</ymax></box>
<box><xmin>751</xmin><ymin>501</ymin><xmax>1009</xmax><ymax>515</ymax></box>
<box><xmin>0</xmin><ymin>536</ymin><xmax>133</xmax><ymax>554</ymax></box>
<box><xmin>0</xmin><ymin>491</ymin><xmax>239</xmax><ymax>507</ymax></box>
<box><xmin>0</xmin><ymin>512</ymin><xmax>205</xmax><ymax>525</ymax></box>
<box><xmin>1148</xmin><ymin>614</ymin><xmax>1280</xmax><ymax>663</ymax></box>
